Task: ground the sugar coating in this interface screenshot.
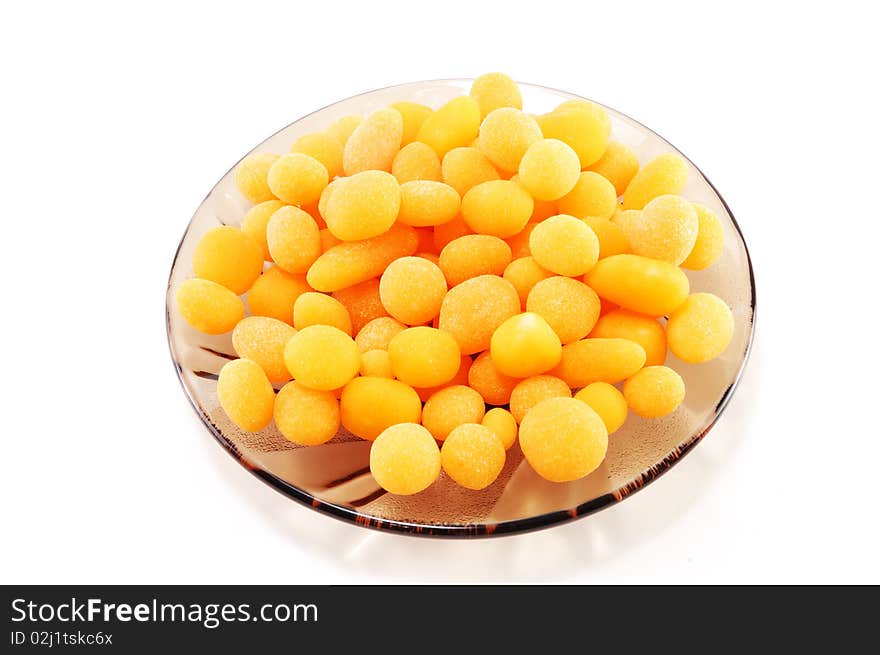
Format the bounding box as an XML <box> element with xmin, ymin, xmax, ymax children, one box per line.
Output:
<box><xmin>507</xmin><ymin>178</ymin><xmax>558</xmax><ymax>223</ymax></box>
<box><xmin>266</xmin><ymin>206</ymin><xmax>321</xmax><ymax>274</ymax></box>
<box><xmin>342</xmin><ymin>107</ymin><xmax>403</xmax><ymax>175</ymax></box>
<box><xmin>439</xmin><ymin>235</ymin><xmax>512</xmax><ymax>287</ymax></box>
<box><xmin>355</xmin><ymin>316</ymin><xmax>407</xmax><ymax>352</ymax></box>
<box><xmin>551</xmin><ymin>337</ymin><xmax>646</xmax><ymax>387</ymax></box>
<box><xmin>392</xmin><ymin>142</ymin><xmax>442</xmax><ymax>183</ymax></box>
<box><xmin>324</xmin><ymin>170</ymin><xmax>401</xmax><ymax>241</ymax></box>
<box><xmin>416</xmin><ymin>96</ymin><xmax>481</xmax><ymax>158</ymax></box>
<box><xmin>193</xmin><ymin>226</ymin><xmax>264</xmax><ymax>295</ymax></box>
<box><xmin>319</xmin><ymin>228</ymin><xmax>341</xmax><ymax>252</ymax></box>
<box><xmin>518</xmin><ymin>139</ymin><xmax>581</xmax><ymax>201</ymax></box>
<box><xmin>326</xmin><ymin>115</ymin><xmax>361</xmax><ymax>146</ymax></box>
<box><xmin>241</xmin><ymin>199</ymin><xmax>284</xmax><ymax>261</ymax></box>
<box><xmin>388</xmin><ymin>327</ymin><xmax>461</xmax><ymax>388</ymax></box>
<box><xmin>481</xmin><ymin>408</ymin><xmax>518</xmax><ymax>450</ymax></box>
<box><xmin>283</xmin><ymin>325</ymin><xmax>360</xmax><ymax>391</ymax></box>
<box><xmin>369</xmin><ymin>423</ymin><xmax>440</xmax><ymax>495</ymax></box>
<box><xmin>232</xmin><ymin>316</ymin><xmax>297</xmax><ymax>383</ymax></box>
<box><xmin>441</xmin><ymin>147</ymin><xmax>500</xmax><ymax>196</ymax></box>
<box><xmin>332</xmin><ymin>278</ymin><xmax>387</xmax><ymax>334</ymax></box>
<box><xmin>468</xmin><ymin>351</ymin><xmax>519</xmax><ymax>405</ymax></box>
<box><xmin>622</xmin><ymin>153</ymin><xmax>688</xmax><ymax>210</ymax></box>
<box><xmin>267</xmin><ymin>153</ymin><xmax>328</xmax><ymax>206</ymax></box>
<box><xmin>293</xmin><ymin>292</ymin><xmax>353</xmax><ymax>335</ymax></box>
<box><xmin>490</xmin><ymin>312</ymin><xmax>562</xmax><ymax>378</ymax></box>
<box><xmin>379</xmin><ymin>256</ymin><xmax>447</xmax><ymax>326</ymax></box>
<box><xmin>414</xmin><ymin>355</ymin><xmax>472</xmax><ymax>402</ymax></box>
<box><xmin>505</xmin><ymin>222</ymin><xmax>538</xmax><ymax>258</ymax></box>
<box><xmin>585</xmin><ymin>254</ymin><xmax>689</xmax><ymax>316</ymax></box>
<box><xmin>582</xmin><ymin>216</ymin><xmax>630</xmax><ymax>259</ymax></box>
<box><xmin>390</xmin><ymin>101</ymin><xmax>434</xmax><ymax>145</ymax></box>
<box><xmin>623</xmin><ymin>366</ymin><xmax>685</xmax><ymax>418</ymax></box>
<box><xmin>681</xmin><ymin>203</ymin><xmax>724</xmax><ymax>270</ymax></box>
<box><xmin>341</xmin><ymin>377</ymin><xmax>422</xmax><ymax>441</ymax></box>
<box><xmin>628</xmin><ymin>194</ymin><xmax>698</xmax><ymax>265</ymax></box>
<box><xmin>246</xmin><ymin>265</ymin><xmax>312</xmax><ymax>324</ymax></box>
<box><xmin>666</xmin><ymin>293</ymin><xmax>734</xmax><ymax>363</ymax></box>
<box><xmin>503</xmin><ymin>256</ymin><xmax>554</xmax><ymax>307</ymax></box>
<box><xmin>290</xmin><ymin>132</ymin><xmax>344</xmax><ymax>179</ymax></box>
<box><xmin>421</xmin><ymin>385</ymin><xmax>486</xmax><ymax>441</ymax></box>
<box><xmin>557</xmin><ymin>171</ymin><xmax>618</xmax><ymax>220</ymax></box>
<box><xmin>274</xmin><ymin>381</ymin><xmax>340</xmax><ymax>446</ymax></box>
<box><xmin>554</xmin><ymin>99</ymin><xmax>612</xmax><ymax>137</ymax></box>
<box><xmin>307</xmin><ymin>223</ymin><xmax>418</xmax><ymax>292</ymax></box>
<box><xmin>461</xmin><ymin>180</ymin><xmax>533</xmax><ymax>238</ymax></box>
<box><xmin>478</xmin><ymin>108</ymin><xmax>543</xmax><ymax>172</ymax></box>
<box><xmin>526</xmin><ymin>276</ymin><xmax>600</xmax><ymax>344</ymax></box>
<box><xmin>591</xmin><ymin>309</ymin><xmax>666</xmax><ymax>367</ymax></box>
<box><xmin>432</xmin><ymin>215</ymin><xmax>474</xmax><ymax>251</ymax></box>
<box><xmin>359</xmin><ymin>349</ymin><xmax>393</xmax><ymax>378</ymax></box>
<box><xmin>441</xmin><ymin>423</ymin><xmax>506</xmax><ymax>490</ymax></box>
<box><xmin>586</xmin><ymin>141</ymin><xmax>640</xmax><ymax>196</ymax></box>
<box><xmin>519</xmin><ymin>397</ymin><xmax>608</xmax><ymax>483</ymax></box>
<box><xmin>509</xmin><ymin>375</ymin><xmax>572</xmax><ymax>423</ymax></box>
<box><xmin>234</xmin><ymin>153</ymin><xmax>279</xmax><ymax>204</ymax></box>
<box><xmin>177</xmin><ymin>278</ymin><xmax>245</xmax><ymax>334</ymax></box>
<box><xmin>317</xmin><ymin>178</ymin><xmax>341</xmax><ymax>224</ymax></box>
<box><xmin>574</xmin><ymin>382</ymin><xmax>628</xmax><ymax>434</ymax></box>
<box><xmin>397</xmin><ymin>180</ymin><xmax>460</xmax><ymax>227</ymax></box>
<box><xmin>529</xmin><ymin>214</ymin><xmax>600</xmax><ymax>277</ymax></box>
<box><xmin>537</xmin><ymin>108</ymin><xmax>609</xmax><ymax>168</ymax></box>
<box><xmin>611</xmin><ymin>209</ymin><xmax>642</xmax><ymax>234</ymax></box>
<box><xmin>438</xmin><ymin>275</ymin><xmax>520</xmax><ymax>354</ymax></box>
<box><xmin>217</xmin><ymin>358</ymin><xmax>275</xmax><ymax>432</ymax></box>
<box><xmin>470</xmin><ymin>72</ymin><xmax>523</xmax><ymax>119</ymax></box>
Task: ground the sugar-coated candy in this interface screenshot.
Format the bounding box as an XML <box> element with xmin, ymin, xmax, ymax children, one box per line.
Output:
<box><xmin>490</xmin><ymin>312</ymin><xmax>562</xmax><ymax>378</ymax></box>
<box><xmin>441</xmin><ymin>424</ymin><xmax>506</xmax><ymax>490</ymax></box>
<box><xmin>439</xmin><ymin>234</ymin><xmax>511</xmax><ymax>287</ymax></box>
<box><xmin>509</xmin><ymin>375</ymin><xmax>572</xmax><ymax>423</ymax></box>
<box><xmin>416</xmin><ymin>96</ymin><xmax>481</xmax><ymax>157</ymax></box>
<box><xmin>551</xmin><ymin>337</ymin><xmax>646</xmax><ymax>387</ymax></box>
<box><xmin>293</xmin><ymin>292</ymin><xmax>353</xmax><ymax>335</ymax></box>
<box><xmin>461</xmin><ymin>180</ymin><xmax>533</xmax><ymax>238</ymax></box>
<box><xmin>622</xmin><ymin>153</ymin><xmax>688</xmax><ymax>210</ymax></box>
<box><xmin>479</xmin><ymin>108</ymin><xmax>543</xmax><ymax>172</ymax></box>
<box><xmin>470</xmin><ymin>72</ymin><xmax>522</xmax><ymax>119</ymax></box>
<box><xmin>326</xmin><ymin>115</ymin><xmax>361</xmax><ymax>146</ymax></box>
<box><xmin>481</xmin><ymin>408</ymin><xmax>518</xmax><ymax>450</ymax></box>
<box><xmin>517</xmin><ymin>139</ymin><xmax>581</xmax><ymax>201</ymax></box>
<box><xmin>441</xmin><ymin>146</ymin><xmax>500</xmax><ymax>195</ymax></box>
<box><xmin>274</xmin><ymin>381</ymin><xmax>340</xmax><ymax>446</ymax></box>
<box><xmin>241</xmin><ymin>199</ymin><xmax>284</xmax><ymax>261</ymax></box>
<box><xmin>379</xmin><ymin>256</ymin><xmax>446</xmax><ymax>325</ymax></box>
<box><xmin>438</xmin><ymin>275</ymin><xmax>520</xmax><ymax>354</ymax></box>
<box><xmin>526</xmin><ymin>276</ymin><xmax>600</xmax><ymax>344</ymax></box>
<box><xmin>421</xmin><ymin>385</ymin><xmax>485</xmax><ymax>441</ymax></box>
<box><xmin>581</xmin><ymin>216</ymin><xmax>630</xmax><ymax>259</ymax></box>
<box><xmin>234</xmin><ymin>153</ymin><xmax>279</xmax><ymax>204</ymax></box>
<box><xmin>283</xmin><ymin>325</ymin><xmax>360</xmax><ymax>391</ymax></box>
<box><xmin>193</xmin><ymin>226</ymin><xmax>264</xmax><ymax>295</ymax></box>
<box><xmin>217</xmin><ymin>358</ymin><xmax>275</xmax><ymax>432</ymax></box>
<box><xmin>354</xmin><ymin>316</ymin><xmax>406</xmax><ymax>352</ymax></box>
<box><xmin>359</xmin><ymin>349</ymin><xmax>393</xmax><ymax>378</ymax></box>
<box><xmin>266</xmin><ymin>206</ymin><xmax>321</xmax><ymax>274</ymax></box>
<box><xmin>232</xmin><ymin>316</ymin><xmax>297</xmax><ymax>383</ymax></box>
<box><xmin>505</xmin><ymin>222</ymin><xmax>539</xmax><ymax>258</ymax></box>
<box><xmin>503</xmin><ymin>256</ymin><xmax>554</xmax><ymax>307</ymax></box>
<box><xmin>623</xmin><ymin>366</ymin><xmax>685</xmax><ymax>418</ymax></box>
<box><xmin>680</xmin><ymin>203</ymin><xmax>724</xmax><ymax>270</ymax></box>
<box><xmin>666</xmin><ymin>293</ymin><xmax>734</xmax><ymax>363</ymax></box>
<box><xmin>390</xmin><ymin>101</ymin><xmax>434</xmax><ymax>146</ymax></box>
<box><xmin>574</xmin><ymin>382</ymin><xmax>627</xmax><ymax>434</ymax></box>
<box><xmin>392</xmin><ymin>142</ymin><xmax>442</xmax><ymax>183</ymax></box>
<box><xmin>628</xmin><ymin>194</ymin><xmax>698</xmax><ymax>265</ymax></box>
<box><xmin>585</xmin><ymin>254</ymin><xmax>690</xmax><ymax>316</ymax></box>
<box><xmin>590</xmin><ymin>309</ymin><xmax>666</xmax><ymax>366</ymax></box>
<box><xmin>537</xmin><ymin>106</ymin><xmax>609</xmax><ymax>168</ymax></box>
<box><xmin>332</xmin><ymin>278</ymin><xmax>387</xmax><ymax>334</ymax></box>
<box><xmin>370</xmin><ymin>423</ymin><xmax>440</xmax><ymax>495</ymax></box>
<box><xmin>467</xmin><ymin>351</ymin><xmax>519</xmax><ymax>406</ymax></box>
<box><xmin>342</xmin><ymin>107</ymin><xmax>403</xmax><ymax>175</ymax></box>
<box><xmin>557</xmin><ymin>171</ymin><xmax>618</xmax><ymax>220</ymax></box>
<box><xmin>267</xmin><ymin>153</ymin><xmax>328</xmax><ymax>206</ymax></box>
<box><xmin>324</xmin><ymin>170</ymin><xmax>401</xmax><ymax>241</ymax></box>
<box><xmin>177</xmin><ymin>278</ymin><xmax>245</xmax><ymax>334</ymax></box>
<box><xmin>290</xmin><ymin>132</ymin><xmax>344</xmax><ymax>179</ymax></box>
<box><xmin>246</xmin><ymin>266</ymin><xmax>312</xmax><ymax>324</ymax></box>
<box><xmin>397</xmin><ymin>180</ymin><xmax>460</xmax><ymax>227</ymax></box>
<box><xmin>586</xmin><ymin>141</ymin><xmax>640</xmax><ymax>195</ymax></box>
<box><xmin>432</xmin><ymin>215</ymin><xmax>474</xmax><ymax>251</ymax></box>
<box><xmin>529</xmin><ymin>214</ymin><xmax>599</xmax><ymax>276</ymax></box>
<box><xmin>413</xmin><ymin>355</ymin><xmax>472</xmax><ymax>402</ymax></box>
<box><xmin>341</xmin><ymin>377</ymin><xmax>422</xmax><ymax>441</ymax></box>
<box><xmin>388</xmin><ymin>327</ymin><xmax>461</xmax><ymax>388</ymax></box>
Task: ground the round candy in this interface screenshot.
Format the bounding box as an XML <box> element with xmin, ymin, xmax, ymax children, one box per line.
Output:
<box><xmin>341</xmin><ymin>377</ymin><xmax>422</xmax><ymax>441</ymax></box>
<box><xmin>680</xmin><ymin>203</ymin><xmax>724</xmax><ymax>270</ymax></box>
<box><xmin>590</xmin><ymin>309</ymin><xmax>667</xmax><ymax>366</ymax></box>
<box><xmin>441</xmin><ymin>146</ymin><xmax>500</xmax><ymax>195</ymax></box>
<box><xmin>490</xmin><ymin>312</ymin><xmax>562</xmax><ymax>378</ymax></box>
<box><xmin>468</xmin><ymin>351</ymin><xmax>519</xmax><ymax>406</ymax></box>
<box><xmin>439</xmin><ymin>235</ymin><xmax>511</xmax><ymax>287</ymax></box>
<box><xmin>551</xmin><ymin>337</ymin><xmax>646</xmax><ymax>387</ymax></box>
<box><xmin>416</xmin><ymin>96</ymin><xmax>481</xmax><ymax>158</ymax></box>
<box><xmin>421</xmin><ymin>385</ymin><xmax>485</xmax><ymax>441</ymax></box>
<box><xmin>176</xmin><ymin>278</ymin><xmax>245</xmax><ymax>335</ymax></box>
<box><xmin>622</xmin><ymin>153</ymin><xmax>688</xmax><ymax>210</ymax></box>
<box><xmin>438</xmin><ymin>275</ymin><xmax>520</xmax><ymax>354</ymax></box>
<box><xmin>324</xmin><ymin>170</ymin><xmax>401</xmax><ymax>241</ymax></box>
<box><xmin>290</xmin><ymin>131</ymin><xmax>344</xmax><ymax>179</ymax></box>
<box><xmin>234</xmin><ymin>152</ymin><xmax>279</xmax><ymax>204</ymax></box>
<box><xmin>370</xmin><ymin>423</ymin><xmax>440</xmax><ymax>495</ymax></box>
<box><xmin>293</xmin><ymin>292</ymin><xmax>353</xmax><ymax>335</ymax></box>
<box><xmin>397</xmin><ymin>180</ymin><xmax>460</xmax><ymax>227</ymax></box>
<box><xmin>379</xmin><ymin>256</ymin><xmax>447</xmax><ymax>325</ymax></box>
<box><xmin>470</xmin><ymin>72</ymin><xmax>522</xmax><ymax>118</ymax></box>
<box><xmin>354</xmin><ymin>316</ymin><xmax>407</xmax><ymax>352</ymax></box>
<box><xmin>232</xmin><ymin>316</ymin><xmax>297</xmax><ymax>383</ymax></box>
<box><xmin>217</xmin><ymin>358</ymin><xmax>275</xmax><ymax>432</ymax></box>
<box><xmin>391</xmin><ymin>141</ymin><xmax>442</xmax><ymax>183</ymax></box>
<box><xmin>267</xmin><ymin>153</ymin><xmax>328</xmax><ymax>206</ymax></box>
<box><xmin>623</xmin><ymin>366</ymin><xmax>685</xmax><ymax>418</ymax></box>
<box><xmin>526</xmin><ymin>276</ymin><xmax>600</xmax><ymax>344</ymax></box>
<box><xmin>342</xmin><ymin>107</ymin><xmax>403</xmax><ymax>175</ymax></box>
<box><xmin>283</xmin><ymin>325</ymin><xmax>360</xmax><ymax>391</ymax></box>
<box><xmin>266</xmin><ymin>206</ymin><xmax>321</xmax><ymax>274</ymax></box>
<box><xmin>529</xmin><ymin>214</ymin><xmax>600</xmax><ymax>276</ymax></box>
<box><xmin>333</xmin><ymin>278</ymin><xmax>387</xmax><ymax>334</ymax></box>
<box><xmin>585</xmin><ymin>254</ymin><xmax>689</xmax><ymax>316</ymax></box>
<box><xmin>478</xmin><ymin>108</ymin><xmax>543</xmax><ymax>172</ymax></box>
<box><xmin>390</xmin><ymin>101</ymin><xmax>434</xmax><ymax>145</ymax></box>
<box><xmin>666</xmin><ymin>293</ymin><xmax>734</xmax><ymax>363</ymax></box>
<box><xmin>536</xmin><ymin>107</ymin><xmax>609</xmax><ymax>168</ymax></box>
<box><xmin>246</xmin><ymin>265</ymin><xmax>312</xmax><ymax>324</ymax></box>
<box><xmin>574</xmin><ymin>382</ymin><xmax>628</xmax><ymax>434</ymax></box>
<box><xmin>461</xmin><ymin>180</ymin><xmax>533</xmax><ymax>238</ymax></box>
<box><xmin>241</xmin><ymin>199</ymin><xmax>284</xmax><ymax>261</ymax></box>
<box><xmin>413</xmin><ymin>355</ymin><xmax>472</xmax><ymax>402</ymax></box>
<box><xmin>441</xmin><ymin>424</ymin><xmax>506</xmax><ymax>490</ymax></box>
<box><xmin>326</xmin><ymin>115</ymin><xmax>361</xmax><ymax>146</ymax></box>
<box><xmin>628</xmin><ymin>194</ymin><xmax>698</xmax><ymax>265</ymax></box>
<box><xmin>509</xmin><ymin>375</ymin><xmax>572</xmax><ymax>423</ymax></box>
<box><xmin>359</xmin><ymin>349</ymin><xmax>393</xmax><ymax>378</ymax></box>
<box><xmin>517</xmin><ymin>139</ymin><xmax>580</xmax><ymax>201</ymax></box>
<box><xmin>557</xmin><ymin>171</ymin><xmax>618</xmax><ymax>220</ymax></box>
<box><xmin>581</xmin><ymin>216</ymin><xmax>631</xmax><ymax>260</ymax></box>
<box><xmin>504</xmin><ymin>222</ymin><xmax>539</xmax><ymax>258</ymax></box>
<box><xmin>388</xmin><ymin>327</ymin><xmax>461</xmax><ymax>388</ymax></box>
<box><xmin>274</xmin><ymin>381</ymin><xmax>340</xmax><ymax>446</ymax></box>
<box><xmin>586</xmin><ymin>141</ymin><xmax>640</xmax><ymax>195</ymax></box>
<box><xmin>503</xmin><ymin>256</ymin><xmax>554</xmax><ymax>307</ymax></box>
<box><xmin>481</xmin><ymin>408</ymin><xmax>518</xmax><ymax>450</ymax></box>
<box><xmin>192</xmin><ymin>226</ymin><xmax>263</xmax><ymax>295</ymax></box>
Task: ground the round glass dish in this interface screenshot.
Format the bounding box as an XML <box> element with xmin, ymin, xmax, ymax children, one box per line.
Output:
<box><xmin>166</xmin><ymin>79</ymin><xmax>756</xmax><ymax>538</ymax></box>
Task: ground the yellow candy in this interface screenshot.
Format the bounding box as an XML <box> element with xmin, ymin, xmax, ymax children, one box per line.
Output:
<box><xmin>503</xmin><ymin>256</ymin><xmax>554</xmax><ymax>307</ymax></box>
<box><xmin>490</xmin><ymin>312</ymin><xmax>562</xmax><ymax>378</ymax></box>
<box><xmin>680</xmin><ymin>203</ymin><xmax>724</xmax><ymax>270</ymax></box>
<box><xmin>234</xmin><ymin>153</ymin><xmax>279</xmax><ymax>204</ymax></box>
<box><xmin>526</xmin><ymin>276</ymin><xmax>600</xmax><ymax>344</ymax></box>
<box><xmin>441</xmin><ymin>423</ymin><xmax>506</xmax><ymax>490</ymax></box>
<box><xmin>332</xmin><ymin>278</ymin><xmax>387</xmax><ymax>334</ymax></box>
<box><xmin>439</xmin><ymin>234</ymin><xmax>512</xmax><ymax>287</ymax></box>
<box><xmin>537</xmin><ymin>108</ymin><xmax>609</xmax><ymax>168</ymax></box>
<box><xmin>590</xmin><ymin>308</ymin><xmax>666</xmax><ymax>367</ymax></box>
<box><xmin>432</xmin><ymin>215</ymin><xmax>474</xmax><ymax>251</ymax></box>
<box><xmin>666</xmin><ymin>293</ymin><xmax>734</xmax><ymax>363</ymax></box>
<box><xmin>441</xmin><ymin>146</ymin><xmax>500</xmax><ymax>195</ymax></box>
<box><xmin>241</xmin><ymin>199</ymin><xmax>284</xmax><ymax>261</ymax></box>
<box><xmin>266</xmin><ymin>153</ymin><xmax>328</xmax><ymax>206</ymax></box>
<box><xmin>519</xmin><ymin>397</ymin><xmax>608</xmax><ymax>482</ymax></box>
<box><xmin>307</xmin><ymin>223</ymin><xmax>418</xmax><ymax>292</ymax></box>
<box><xmin>293</xmin><ymin>292</ymin><xmax>353</xmax><ymax>335</ymax></box>
<box><xmin>397</xmin><ymin>180</ymin><xmax>460</xmax><ymax>227</ymax></box>
<box><xmin>438</xmin><ymin>275</ymin><xmax>520</xmax><ymax>354</ymax></box>
<box><xmin>317</xmin><ymin>178</ymin><xmax>340</xmax><ymax>224</ymax></box>
<box><xmin>390</xmin><ymin>101</ymin><xmax>434</xmax><ymax>145</ymax></box>
<box><xmin>504</xmin><ymin>221</ymin><xmax>538</xmax><ymax>258</ymax></box>
<box><xmin>217</xmin><ymin>358</ymin><xmax>275</xmax><ymax>432</ymax></box>
<box><xmin>176</xmin><ymin>278</ymin><xmax>245</xmax><ymax>334</ymax></box>
<box><xmin>574</xmin><ymin>382</ymin><xmax>628</xmax><ymax>434</ymax></box>
<box><xmin>623</xmin><ymin>365</ymin><xmax>685</xmax><ymax>418</ymax></box>
<box><xmin>517</xmin><ymin>139</ymin><xmax>581</xmax><ymax>201</ymax></box>
<box><xmin>378</xmin><ymin>256</ymin><xmax>447</xmax><ymax>326</ymax></box>
<box><xmin>283</xmin><ymin>325</ymin><xmax>360</xmax><ymax>391</ymax></box>
<box><xmin>342</xmin><ymin>107</ymin><xmax>403</xmax><ymax>175</ymax></box>
<box><xmin>246</xmin><ymin>265</ymin><xmax>312</xmax><ymax>324</ymax></box>
<box><xmin>529</xmin><ymin>214</ymin><xmax>600</xmax><ymax>276</ymax></box>
<box><xmin>468</xmin><ymin>351</ymin><xmax>519</xmax><ymax>406</ymax></box>
<box><xmin>551</xmin><ymin>337</ymin><xmax>646</xmax><ymax>387</ymax></box>
<box><xmin>359</xmin><ymin>349</ymin><xmax>393</xmax><ymax>378</ymax></box>
<box><xmin>388</xmin><ymin>327</ymin><xmax>461</xmax><ymax>388</ymax></box>
<box><xmin>192</xmin><ymin>226</ymin><xmax>264</xmax><ymax>295</ymax></box>
<box><xmin>413</xmin><ymin>355</ymin><xmax>472</xmax><ymax>402</ymax></box>
<box><xmin>582</xmin><ymin>216</ymin><xmax>631</xmax><ymax>259</ymax></box>
<box><xmin>326</xmin><ymin>115</ymin><xmax>361</xmax><ymax>147</ymax></box>
<box><xmin>289</xmin><ymin>132</ymin><xmax>344</xmax><ymax>179</ymax></box>
<box><xmin>370</xmin><ymin>423</ymin><xmax>440</xmax><ymax>495</ymax></box>
<box><xmin>554</xmin><ymin>99</ymin><xmax>612</xmax><ymax>137</ymax></box>
<box><xmin>622</xmin><ymin>153</ymin><xmax>688</xmax><ymax>210</ymax></box>
<box><xmin>557</xmin><ymin>171</ymin><xmax>618</xmax><ymax>220</ymax></box>
<box><xmin>266</xmin><ymin>206</ymin><xmax>321</xmax><ymax>274</ymax></box>
<box><xmin>611</xmin><ymin>208</ymin><xmax>642</xmax><ymax>234</ymax></box>
<box><xmin>585</xmin><ymin>254</ymin><xmax>689</xmax><ymax>316</ymax></box>
<box><xmin>627</xmin><ymin>194</ymin><xmax>698</xmax><ymax>265</ymax></box>
<box><xmin>509</xmin><ymin>375</ymin><xmax>572</xmax><ymax>423</ymax></box>
<box><xmin>421</xmin><ymin>385</ymin><xmax>485</xmax><ymax>441</ymax></box>
<box><xmin>391</xmin><ymin>142</ymin><xmax>442</xmax><ymax>183</ymax></box>
<box><xmin>324</xmin><ymin>170</ymin><xmax>401</xmax><ymax>241</ymax></box>
<box><xmin>481</xmin><ymin>407</ymin><xmax>518</xmax><ymax>450</ymax></box>
<box><xmin>354</xmin><ymin>316</ymin><xmax>406</xmax><ymax>352</ymax></box>
<box><xmin>231</xmin><ymin>316</ymin><xmax>296</xmax><ymax>384</ymax></box>
<box><xmin>470</xmin><ymin>72</ymin><xmax>523</xmax><ymax>119</ymax></box>
<box><xmin>461</xmin><ymin>180</ymin><xmax>533</xmax><ymax>238</ymax></box>
<box><xmin>586</xmin><ymin>141</ymin><xmax>640</xmax><ymax>195</ymax></box>
<box><xmin>416</xmin><ymin>96</ymin><xmax>481</xmax><ymax>158</ymax></box>
<box><xmin>274</xmin><ymin>381</ymin><xmax>340</xmax><ymax>446</ymax></box>
<box><xmin>341</xmin><ymin>377</ymin><xmax>422</xmax><ymax>441</ymax></box>
<box><xmin>478</xmin><ymin>108</ymin><xmax>543</xmax><ymax>172</ymax></box>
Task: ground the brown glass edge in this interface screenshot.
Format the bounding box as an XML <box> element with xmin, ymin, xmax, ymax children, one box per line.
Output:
<box><xmin>165</xmin><ymin>79</ymin><xmax>758</xmax><ymax>539</ymax></box>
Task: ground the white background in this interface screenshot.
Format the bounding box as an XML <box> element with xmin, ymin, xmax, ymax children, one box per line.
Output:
<box><xmin>2</xmin><ymin>1</ymin><xmax>878</xmax><ymax>584</ymax></box>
